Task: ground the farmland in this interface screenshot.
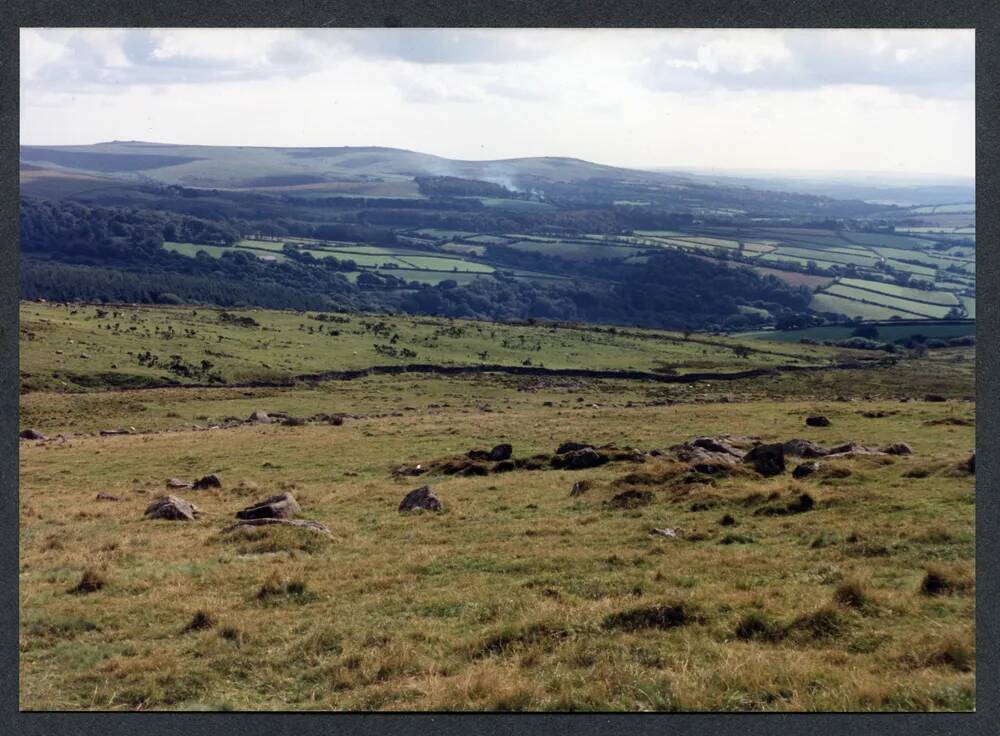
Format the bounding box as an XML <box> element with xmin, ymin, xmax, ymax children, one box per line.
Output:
<box><xmin>18</xmin><ymin>300</ymin><xmax>976</xmax><ymax>711</ymax></box>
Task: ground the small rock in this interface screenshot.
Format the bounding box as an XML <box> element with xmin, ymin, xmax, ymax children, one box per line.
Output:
<box><xmin>399</xmin><ymin>486</ymin><xmax>442</xmax><ymax>513</ymax></box>
<box><xmin>743</xmin><ymin>443</ymin><xmax>786</xmax><ymax>477</ymax></box>
<box><xmin>489</xmin><ymin>443</ymin><xmax>513</xmax><ymax>461</ymax></box>
<box><xmin>236</xmin><ymin>491</ymin><xmax>300</xmax><ymax>520</ymax></box>
<box><xmin>806</xmin><ymin>415</ymin><xmax>830</xmax><ymax>427</ymax></box>
<box><xmin>967</xmin><ymin>453</ymin><xmax>975</xmax><ymax>473</ymax></box>
<box><xmin>247</xmin><ymin>410</ymin><xmax>272</xmax><ymax>424</ymax></box>
<box><xmin>165</xmin><ymin>477</ymin><xmax>192</xmax><ymax>489</ymax></box>
<box><xmin>96</xmin><ymin>492</ymin><xmax>122</xmax><ymax>501</ymax></box>
<box><xmin>80</xmin><ymin>353</ymin><xmax>92</xmax><ymax>359</ymax></box>
<box><xmin>792</xmin><ymin>461</ymin><xmax>821</xmax><ymax>479</ymax></box>
<box><xmin>650</xmin><ymin>527</ymin><xmax>677</xmax><ymax>538</ymax></box>
<box><xmin>144</xmin><ymin>495</ymin><xmax>199</xmax><ymax>521</ymax></box>
<box><xmin>882</xmin><ymin>442</ymin><xmax>914</xmax><ymax>456</ymax></box>
<box><xmin>556</xmin><ymin>441</ymin><xmax>593</xmax><ymax>454</ymax></box>
<box><xmin>19</xmin><ymin>429</ymin><xmax>46</xmax><ymax>441</ymax></box>
<box><xmin>925</xmin><ymin>394</ymin><xmax>947</xmax><ymax>402</ymax></box>
<box><xmin>782</xmin><ymin>439</ymin><xmax>830</xmax><ymax>458</ymax></box>
<box><xmin>493</xmin><ymin>460</ymin><xmax>515</xmax><ymax>473</ymax></box>
<box><xmin>561</xmin><ymin>447</ymin><xmax>606</xmax><ymax>470</ymax></box>
<box><xmin>392</xmin><ymin>463</ymin><xmax>426</xmax><ymax>477</ymax></box>
<box><xmin>222</xmin><ymin>518</ymin><xmax>331</xmax><ymax>536</ymax></box>
<box><xmin>192</xmin><ymin>474</ymin><xmax>222</xmax><ymax>490</ymax></box>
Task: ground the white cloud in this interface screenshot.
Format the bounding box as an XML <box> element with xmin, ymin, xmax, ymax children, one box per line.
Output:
<box><xmin>19</xmin><ymin>28</ymin><xmax>975</xmax><ymax>177</ymax></box>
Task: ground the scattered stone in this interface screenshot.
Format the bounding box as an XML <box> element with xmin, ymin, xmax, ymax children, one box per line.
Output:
<box><xmin>570</xmin><ymin>479</ymin><xmax>592</xmax><ymax>497</ymax></box>
<box><xmin>222</xmin><ymin>518</ymin><xmax>332</xmax><ymax>536</ymax></box>
<box><xmin>542</xmin><ymin>401</ymin><xmax>554</xmax><ymax>407</ymax></box>
<box><xmin>247</xmin><ymin>410</ymin><xmax>273</xmax><ymax>424</ymax></box>
<box><xmin>399</xmin><ymin>486</ymin><xmax>442</xmax><ymax>513</ymax></box>
<box><xmin>100</xmin><ymin>429</ymin><xmax>130</xmax><ymax>436</ymax></box>
<box><xmin>924</xmin><ymin>394</ymin><xmax>947</xmax><ymax>402</ymax></box>
<box><xmin>719</xmin><ymin>514</ymin><xmax>736</xmax><ymax>526</ymax></box>
<box><xmin>392</xmin><ymin>463</ymin><xmax>426</xmax><ymax>477</ymax></box>
<box><xmin>555</xmin><ymin>447</ymin><xmax>607</xmax><ymax>470</ymax></box>
<box><xmin>165</xmin><ymin>477</ymin><xmax>192</xmax><ymax>489</ymax></box>
<box><xmin>492</xmin><ymin>460</ymin><xmax>515</xmax><ymax>473</ymax></box>
<box><xmin>862</xmin><ymin>411</ymin><xmax>891</xmax><ymax>418</ymax></box>
<box><xmin>236</xmin><ymin>491</ymin><xmax>300</xmax><ymax>520</ymax></box>
<box><xmin>966</xmin><ymin>453</ymin><xmax>975</xmax><ymax>474</ymax></box>
<box><xmin>489</xmin><ymin>443</ymin><xmax>513</xmax><ymax>461</ymax></box>
<box><xmin>743</xmin><ymin>443</ymin><xmax>786</xmax><ymax>476</ymax></box>
<box><xmin>882</xmin><ymin>442</ymin><xmax>914</xmax><ymax>456</ymax></box>
<box><xmin>806</xmin><ymin>415</ymin><xmax>831</xmax><ymax>427</ymax></box>
<box><xmin>19</xmin><ymin>429</ymin><xmax>46</xmax><ymax>441</ymax></box>
<box><xmin>80</xmin><ymin>353</ymin><xmax>92</xmax><ymax>359</ymax></box>
<box><xmin>442</xmin><ymin>459</ymin><xmax>489</xmax><ymax>476</ymax></box>
<box><xmin>826</xmin><ymin>442</ymin><xmax>884</xmax><ymax>458</ymax></box>
<box><xmin>782</xmin><ymin>439</ymin><xmax>830</xmax><ymax>458</ymax></box>
<box><xmin>609</xmin><ymin>489</ymin><xmax>653</xmax><ymax>508</ymax></box>
<box><xmin>792</xmin><ymin>461</ymin><xmax>821</xmax><ymax>479</ymax></box>
<box><xmin>669</xmin><ymin>436</ymin><xmax>749</xmax><ymax>465</ymax></box>
<box><xmin>556</xmin><ymin>441</ymin><xmax>593</xmax><ymax>454</ymax></box>
<box><xmin>650</xmin><ymin>527</ymin><xmax>677</xmax><ymax>538</ymax></box>
<box><xmin>465</xmin><ymin>449</ymin><xmax>491</xmax><ymax>461</ymax></box>
<box><xmin>192</xmin><ymin>474</ymin><xmax>222</xmax><ymax>490</ymax></box>
<box><xmin>144</xmin><ymin>495</ymin><xmax>200</xmax><ymax>521</ymax></box>
<box><xmin>95</xmin><ymin>492</ymin><xmax>122</xmax><ymax>501</ymax></box>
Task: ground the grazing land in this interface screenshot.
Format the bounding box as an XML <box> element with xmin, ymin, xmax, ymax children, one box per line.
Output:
<box><xmin>19</xmin><ymin>300</ymin><xmax>975</xmax><ymax>711</ymax></box>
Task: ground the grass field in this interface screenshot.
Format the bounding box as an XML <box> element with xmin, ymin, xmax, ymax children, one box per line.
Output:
<box><xmin>19</xmin><ymin>301</ymin><xmax>851</xmax><ymax>393</ymax></box>
<box><xmin>18</xmin><ymin>301</ymin><xmax>976</xmax><ymax>711</ymax></box>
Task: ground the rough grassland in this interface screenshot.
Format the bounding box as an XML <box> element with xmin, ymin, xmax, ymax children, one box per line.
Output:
<box><xmin>19</xmin><ymin>303</ymin><xmax>975</xmax><ymax>712</ymax></box>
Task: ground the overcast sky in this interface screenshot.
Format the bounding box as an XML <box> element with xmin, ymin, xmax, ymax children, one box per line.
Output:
<box><xmin>20</xmin><ymin>28</ymin><xmax>974</xmax><ymax>178</ymax></box>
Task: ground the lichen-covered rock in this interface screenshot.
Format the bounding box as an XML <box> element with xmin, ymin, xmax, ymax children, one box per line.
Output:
<box><xmin>782</xmin><ymin>439</ymin><xmax>830</xmax><ymax>458</ymax></box>
<box><xmin>144</xmin><ymin>495</ymin><xmax>200</xmax><ymax>521</ymax></box>
<box><xmin>882</xmin><ymin>442</ymin><xmax>914</xmax><ymax>456</ymax></box>
<box><xmin>399</xmin><ymin>486</ymin><xmax>442</xmax><ymax>513</ymax></box>
<box><xmin>236</xmin><ymin>491</ymin><xmax>300</xmax><ymax>520</ymax></box>
<box><xmin>166</xmin><ymin>477</ymin><xmax>192</xmax><ymax>489</ymax></box>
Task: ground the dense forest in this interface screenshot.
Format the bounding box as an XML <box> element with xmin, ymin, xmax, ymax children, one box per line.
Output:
<box><xmin>19</xmin><ymin>196</ymin><xmax>815</xmax><ymax>330</ymax></box>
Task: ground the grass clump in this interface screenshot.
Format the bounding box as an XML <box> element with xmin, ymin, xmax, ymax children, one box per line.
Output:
<box><xmin>602</xmin><ymin>602</ymin><xmax>704</xmax><ymax>632</ymax></box>
<box><xmin>221</xmin><ymin>525</ymin><xmax>330</xmax><ymax>555</ymax></box>
<box><xmin>477</xmin><ymin>622</ymin><xmax>572</xmax><ymax>657</ymax></box>
<box><xmin>182</xmin><ymin>610</ymin><xmax>216</xmax><ymax>633</ymax></box>
<box><xmin>788</xmin><ymin>605</ymin><xmax>848</xmax><ymax>641</ymax></box>
<box><xmin>256</xmin><ymin>575</ymin><xmax>317</xmax><ymax>605</ymax></box>
<box><xmin>69</xmin><ymin>568</ymin><xmax>106</xmax><ymax>594</ymax></box>
<box><xmin>719</xmin><ymin>533</ymin><xmax>756</xmax><ymax>545</ymax></box>
<box><xmin>733</xmin><ymin>611</ymin><xmax>785</xmax><ymax>643</ymax></box>
<box><xmin>920</xmin><ymin>565</ymin><xmax>973</xmax><ymax>596</ymax></box>
<box><xmin>833</xmin><ymin>580</ymin><xmax>872</xmax><ymax>611</ymax></box>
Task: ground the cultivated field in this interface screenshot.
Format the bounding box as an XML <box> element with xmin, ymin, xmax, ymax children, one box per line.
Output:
<box><xmin>19</xmin><ymin>301</ymin><xmax>975</xmax><ymax>711</ymax></box>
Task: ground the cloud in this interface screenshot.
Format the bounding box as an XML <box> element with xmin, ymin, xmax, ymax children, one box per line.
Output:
<box><xmin>641</xmin><ymin>29</ymin><xmax>974</xmax><ymax>99</ymax></box>
<box><xmin>331</xmin><ymin>29</ymin><xmax>546</xmax><ymax>65</ymax></box>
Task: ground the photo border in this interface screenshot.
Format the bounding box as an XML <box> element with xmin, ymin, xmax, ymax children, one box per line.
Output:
<box><xmin>2</xmin><ymin>1</ymin><xmax>995</xmax><ymax>734</ymax></box>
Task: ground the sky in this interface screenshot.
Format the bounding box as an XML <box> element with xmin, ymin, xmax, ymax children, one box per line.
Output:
<box><xmin>20</xmin><ymin>28</ymin><xmax>975</xmax><ymax>178</ymax></box>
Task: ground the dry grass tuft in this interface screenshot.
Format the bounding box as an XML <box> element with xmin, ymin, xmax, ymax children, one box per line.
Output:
<box><xmin>69</xmin><ymin>568</ymin><xmax>106</xmax><ymax>594</ymax></box>
<box><xmin>920</xmin><ymin>565</ymin><xmax>973</xmax><ymax>597</ymax></box>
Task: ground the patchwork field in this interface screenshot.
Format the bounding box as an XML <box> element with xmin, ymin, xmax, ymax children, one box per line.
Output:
<box><xmin>18</xmin><ymin>301</ymin><xmax>976</xmax><ymax>712</ymax></box>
